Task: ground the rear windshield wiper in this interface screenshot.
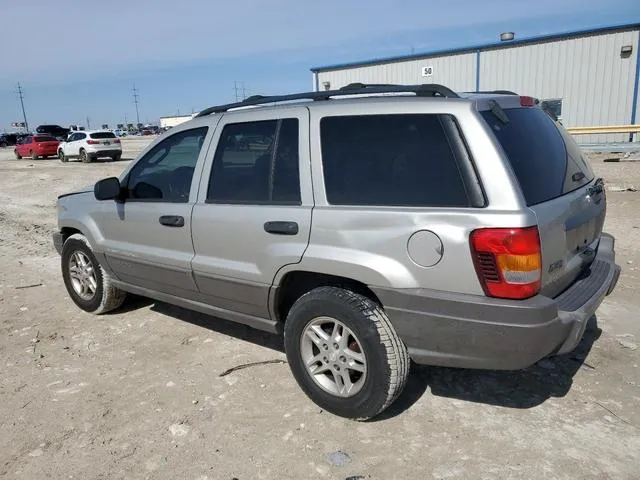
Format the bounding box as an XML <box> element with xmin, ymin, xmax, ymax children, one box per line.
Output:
<box><xmin>488</xmin><ymin>100</ymin><xmax>510</xmax><ymax>125</ymax></box>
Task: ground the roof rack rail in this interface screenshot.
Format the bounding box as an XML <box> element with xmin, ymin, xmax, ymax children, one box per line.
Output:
<box><xmin>195</xmin><ymin>83</ymin><xmax>459</xmax><ymax>117</ymax></box>
<box><xmin>466</xmin><ymin>90</ymin><xmax>519</xmax><ymax>95</ymax></box>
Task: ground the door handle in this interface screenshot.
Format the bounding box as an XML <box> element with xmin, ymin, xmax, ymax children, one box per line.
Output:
<box><xmin>159</xmin><ymin>215</ymin><xmax>185</xmax><ymax>227</ymax></box>
<box><xmin>264</xmin><ymin>221</ymin><xmax>298</xmax><ymax>235</ymax></box>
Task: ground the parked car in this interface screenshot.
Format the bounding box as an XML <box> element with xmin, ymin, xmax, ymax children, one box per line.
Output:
<box><xmin>36</xmin><ymin>124</ymin><xmax>71</xmax><ymax>140</ymax></box>
<box><xmin>14</xmin><ymin>134</ymin><xmax>59</xmax><ymax>159</ymax></box>
<box><xmin>0</xmin><ymin>133</ymin><xmax>19</xmax><ymax>147</ymax></box>
<box><xmin>53</xmin><ymin>83</ymin><xmax>620</xmax><ymax>420</ymax></box>
<box><xmin>15</xmin><ymin>133</ymin><xmax>31</xmax><ymax>144</ymax></box>
<box><xmin>58</xmin><ymin>130</ymin><xmax>122</xmax><ymax>163</ymax></box>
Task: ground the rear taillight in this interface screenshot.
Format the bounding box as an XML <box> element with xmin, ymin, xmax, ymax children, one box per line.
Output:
<box><xmin>470</xmin><ymin>227</ymin><xmax>541</xmax><ymax>299</ymax></box>
<box><xmin>114</xmin><ymin>139</ymin><xmax>121</xmax><ymax>144</ymax></box>
<box><xmin>86</xmin><ymin>139</ymin><xmax>100</xmax><ymax>145</ymax></box>
<box><xmin>520</xmin><ymin>96</ymin><xmax>536</xmax><ymax>107</ymax></box>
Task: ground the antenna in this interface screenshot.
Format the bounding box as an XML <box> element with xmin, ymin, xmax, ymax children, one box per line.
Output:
<box><xmin>16</xmin><ymin>83</ymin><xmax>29</xmax><ymax>131</ymax></box>
<box><xmin>132</xmin><ymin>84</ymin><xmax>141</xmax><ymax>125</ymax></box>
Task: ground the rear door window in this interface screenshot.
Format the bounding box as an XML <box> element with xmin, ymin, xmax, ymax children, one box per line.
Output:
<box><xmin>207</xmin><ymin>118</ymin><xmax>301</xmax><ymax>205</ymax></box>
<box><xmin>481</xmin><ymin>107</ymin><xmax>594</xmax><ymax>206</ymax></box>
<box><xmin>320</xmin><ymin>114</ymin><xmax>480</xmax><ymax>207</ymax></box>
<box><xmin>34</xmin><ymin>136</ymin><xmax>56</xmax><ymax>142</ymax></box>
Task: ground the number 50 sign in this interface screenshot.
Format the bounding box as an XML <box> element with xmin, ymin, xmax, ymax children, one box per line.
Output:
<box><xmin>421</xmin><ymin>66</ymin><xmax>433</xmax><ymax>77</ymax></box>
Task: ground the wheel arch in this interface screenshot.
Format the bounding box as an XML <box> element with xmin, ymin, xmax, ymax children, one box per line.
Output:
<box><xmin>270</xmin><ymin>270</ymin><xmax>382</xmax><ymax>323</ymax></box>
<box><xmin>60</xmin><ymin>226</ymin><xmax>84</xmax><ymax>244</ymax></box>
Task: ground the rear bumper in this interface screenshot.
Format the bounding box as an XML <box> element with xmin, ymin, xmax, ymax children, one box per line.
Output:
<box><xmin>36</xmin><ymin>148</ymin><xmax>58</xmax><ymax>156</ymax></box>
<box><xmin>86</xmin><ymin>148</ymin><xmax>122</xmax><ymax>158</ymax></box>
<box><xmin>373</xmin><ymin>233</ymin><xmax>620</xmax><ymax>370</ymax></box>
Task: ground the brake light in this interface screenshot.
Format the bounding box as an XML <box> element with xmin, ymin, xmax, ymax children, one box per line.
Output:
<box><xmin>470</xmin><ymin>227</ymin><xmax>541</xmax><ymax>299</ymax></box>
<box><xmin>114</xmin><ymin>139</ymin><xmax>121</xmax><ymax>144</ymax></box>
<box><xmin>520</xmin><ymin>96</ymin><xmax>536</xmax><ymax>107</ymax></box>
<box><xmin>86</xmin><ymin>139</ymin><xmax>100</xmax><ymax>144</ymax></box>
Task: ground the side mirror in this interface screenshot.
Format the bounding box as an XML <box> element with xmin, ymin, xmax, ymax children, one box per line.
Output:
<box><xmin>94</xmin><ymin>177</ymin><xmax>121</xmax><ymax>201</ymax></box>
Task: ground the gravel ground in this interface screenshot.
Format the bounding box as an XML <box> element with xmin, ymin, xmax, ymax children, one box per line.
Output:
<box><xmin>0</xmin><ymin>141</ymin><xmax>639</xmax><ymax>480</ymax></box>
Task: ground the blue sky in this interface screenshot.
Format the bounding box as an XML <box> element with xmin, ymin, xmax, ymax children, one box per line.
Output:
<box><xmin>1</xmin><ymin>0</ymin><xmax>638</xmax><ymax>130</ymax></box>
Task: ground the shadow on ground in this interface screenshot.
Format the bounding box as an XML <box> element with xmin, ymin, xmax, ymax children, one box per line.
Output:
<box><xmin>116</xmin><ymin>298</ymin><xmax>601</xmax><ymax>420</ymax></box>
<box><xmin>375</xmin><ymin>315</ymin><xmax>602</xmax><ymax>420</ymax></box>
<box><xmin>148</xmin><ymin>300</ymin><xmax>285</xmax><ymax>353</ymax></box>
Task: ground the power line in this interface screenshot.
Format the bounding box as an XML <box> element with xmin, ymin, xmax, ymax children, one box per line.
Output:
<box><xmin>16</xmin><ymin>83</ymin><xmax>29</xmax><ymax>131</ymax></box>
<box><xmin>132</xmin><ymin>84</ymin><xmax>140</xmax><ymax>125</ymax></box>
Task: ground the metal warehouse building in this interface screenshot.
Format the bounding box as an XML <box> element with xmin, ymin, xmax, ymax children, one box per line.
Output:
<box><xmin>311</xmin><ymin>23</ymin><xmax>640</xmax><ymax>144</ymax></box>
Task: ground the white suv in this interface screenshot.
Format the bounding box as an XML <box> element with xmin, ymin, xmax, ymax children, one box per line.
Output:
<box><xmin>58</xmin><ymin>130</ymin><xmax>122</xmax><ymax>163</ymax></box>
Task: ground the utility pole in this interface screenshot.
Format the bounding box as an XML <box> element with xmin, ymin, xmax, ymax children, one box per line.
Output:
<box><xmin>234</xmin><ymin>81</ymin><xmax>248</xmax><ymax>101</ymax></box>
<box><xmin>132</xmin><ymin>84</ymin><xmax>140</xmax><ymax>125</ymax></box>
<box><xmin>16</xmin><ymin>83</ymin><xmax>29</xmax><ymax>132</ymax></box>
<box><xmin>86</xmin><ymin>116</ymin><xmax>91</xmax><ymax>129</ymax></box>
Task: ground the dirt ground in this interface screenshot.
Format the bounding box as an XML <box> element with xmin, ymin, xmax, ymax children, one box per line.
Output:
<box><xmin>0</xmin><ymin>140</ymin><xmax>639</xmax><ymax>480</ymax></box>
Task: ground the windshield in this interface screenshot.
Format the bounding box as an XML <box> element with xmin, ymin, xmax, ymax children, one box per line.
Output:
<box><xmin>34</xmin><ymin>136</ymin><xmax>57</xmax><ymax>142</ymax></box>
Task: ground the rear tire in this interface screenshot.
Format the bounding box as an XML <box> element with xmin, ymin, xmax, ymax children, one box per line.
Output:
<box><xmin>80</xmin><ymin>149</ymin><xmax>90</xmax><ymax>163</ymax></box>
<box><xmin>284</xmin><ymin>286</ymin><xmax>410</xmax><ymax>420</ymax></box>
<box><xmin>61</xmin><ymin>234</ymin><xmax>126</xmax><ymax>314</ymax></box>
<box><xmin>59</xmin><ymin>150</ymin><xmax>68</xmax><ymax>163</ymax></box>
<box><xmin>112</xmin><ymin>153</ymin><xmax>121</xmax><ymax>162</ymax></box>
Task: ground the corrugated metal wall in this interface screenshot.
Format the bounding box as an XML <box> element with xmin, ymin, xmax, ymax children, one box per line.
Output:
<box><xmin>480</xmin><ymin>29</ymin><xmax>639</xmax><ymax>143</ymax></box>
<box><xmin>315</xmin><ymin>27</ymin><xmax>640</xmax><ymax>144</ymax></box>
<box><xmin>316</xmin><ymin>52</ymin><xmax>477</xmax><ymax>93</ymax></box>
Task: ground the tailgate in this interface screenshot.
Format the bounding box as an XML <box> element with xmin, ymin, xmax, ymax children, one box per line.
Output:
<box><xmin>480</xmin><ymin>104</ymin><xmax>603</xmax><ymax>298</ymax></box>
<box><xmin>88</xmin><ymin>132</ymin><xmax>119</xmax><ymax>147</ymax></box>
<box><xmin>529</xmin><ymin>179</ymin><xmax>605</xmax><ymax>297</ymax></box>
<box><xmin>33</xmin><ymin>136</ymin><xmax>59</xmax><ymax>149</ymax></box>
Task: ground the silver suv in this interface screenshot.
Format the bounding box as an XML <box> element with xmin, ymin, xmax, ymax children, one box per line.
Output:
<box><xmin>53</xmin><ymin>84</ymin><xmax>621</xmax><ymax>419</ymax></box>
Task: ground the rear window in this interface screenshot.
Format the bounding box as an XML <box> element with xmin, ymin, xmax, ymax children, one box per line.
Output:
<box><xmin>320</xmin><ymin>114</ymin><xmax>478</xmax><ymax>207</ymax></box>
<box><xmin>90</xmin><ymin>132</ymin><xmax>116</xmax><ymax>139</ymax></box>
<box><xmin>481</xmin><ymin>107</ymin><xmax>594</xmax><ymax>206</ymax></box>
<box><xmin>34</xmin><ymin>136</ymin><xmax>56</xmax><ymax>142</ymax></box>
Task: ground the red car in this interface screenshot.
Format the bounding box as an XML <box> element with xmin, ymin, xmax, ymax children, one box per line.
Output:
<box><xmin>14</xmin><ymin>135</ymin><xmax>60</xmax><ymax>160</ymax></box>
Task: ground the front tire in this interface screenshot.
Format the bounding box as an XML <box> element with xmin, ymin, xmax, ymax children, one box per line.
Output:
<box><xmin>61</xmin><ymin>234</ymin><xmax>126</xmax><ymax>314</ymax></box>
<box><xmin>14</xmin><ymin>150</ymin><xmax>22</xmax><ymax>159</ymax></box>
<box><xmin>284</xmin><ymin>287</ymin><xmax>410</xmax><ymax>420</ymax></box>
<box><xmin>31</xmin><ymin>151</ymin><xmax>38</xmax><ymax>160</ymax></box>
<box><xmin>59</xmin><ymin>150</ymin><xmax>68</xmax><ymax>163</ymax></box>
